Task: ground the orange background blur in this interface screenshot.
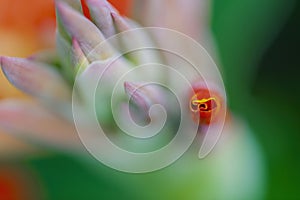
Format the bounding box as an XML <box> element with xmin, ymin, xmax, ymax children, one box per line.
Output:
<box><xmin>0</xmin><ymin>0</ymin><xmax>132</xmax><ymax>157</ymax></box>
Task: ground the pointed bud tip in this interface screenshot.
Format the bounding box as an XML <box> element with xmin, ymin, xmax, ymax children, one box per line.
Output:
<box><xmin>55</xmin><ymin>1</ymin><xmax>84</xmax><ymax>24</ymax></box>
<box><xmin>0</xmin><ymin>56</ymin><xmax>7</xmax><ymax>76</ymax></box>
<box><xmin>71</xmin><ymin>37</ymin><xmax>84</xmax><ymax>57</ymax></box>
<box><xmin>111</xmin><ymin>12</ymin><xmax>130</xmax><ymax>31</ymax></box>
<box><xmin>55</xmin><ymin>0</ymin><xmax>72</xmax><ymax>17</ymax></box>
<box><xmin>124</xmin><ymin>81</ymin><xmax>140</xmax><ymax>97</ymax></box>
<box><xmin>87</xmin><ymin>0</ymin><xmax>118</xmax><ymax>15</ymax></box>
<box><xmin>0</xmin><ymin>56</ymin><xmax>22</xmax><ymax>77</ymax></box>
<box><xmin>0</xmin><ymin>56</ymin><xmax>5</xmax><ymax>68</ymax></box>
<box><xmin>124</xmin><ymin>81</ymin><xmax>137</xmax><ymax>95</ymax></box>
<box><xmin>124</xmin><ymin>81</ymin><xmax>152</xmax><ymax>112</ymax></box>
<box><xmin>0</xmin><ymin>56</ymin><xmax>12</xmax><ymax>66</ymax></box>
<box><xmin>56</xmin><ymin>0</ymin><xmax>113</xmax><ymax>61</ymax></box>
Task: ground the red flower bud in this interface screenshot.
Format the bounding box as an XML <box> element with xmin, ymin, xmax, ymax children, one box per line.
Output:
<box><xmin>189</xmin><ymin>81</ymin><xmax>224</xmax><ymax>125</ymax></box>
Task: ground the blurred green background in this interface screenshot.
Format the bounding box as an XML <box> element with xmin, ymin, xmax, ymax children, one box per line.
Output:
<box><xmin>212</xmin><ymin>0</ymin><xmax>300</xmax><ymax>199</ymax></box>
<box><xmin>1</xmin><ymin>0</ymin><xmax>299</xmax><ymax>199</ymax></box>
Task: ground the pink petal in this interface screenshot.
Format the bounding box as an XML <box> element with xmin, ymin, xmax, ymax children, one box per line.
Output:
<box><xmin>0</xmin><ymin>100</ymin><xmax>82</xmax><ymax>151</ymax></box>
<box><xmin>124</xmin><ymin>81</ymin><xmax>168</xmax><ymax>120</ymax></box>
<box><xmin>111</xmin><ymin>14</ymin><xmax>162</xmax><ymax>65</ymax></box>
<box><xmin>0</xmin><ymin>56</ymin><xmax>71</xmax><ymax>103</ymax></box>
<box><xmin>85</xmin><ymin>0</ymin><xmax>116</xmax><ymax>38</ymax></box>
<box><xmin>111</xmin><ymin>12</ymin><xmax>131</xmax><ymax>32</ymax></box>
<box><xmin>71</xmin><ymin>38</ymin><xmax>89</xmax><ymax>72</ymax></box>
<box><xmin>56</xmin><ymin>1</ymin><xmax>114</xmax><ymax>61</ymax></box>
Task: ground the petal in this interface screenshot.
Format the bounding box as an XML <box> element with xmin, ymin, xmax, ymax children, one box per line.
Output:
<box><xmin>0</xmin><ymin>56</ymin><xmax>71</xmax><ymax>103</ymax></box>
<box><xmin>124</xmin><ymin>81</ymin><xmax>153</xmax><ymax>112</ymax></box>
<box><xmin>132</xmin><ymin>0</ymin><xmax>208</xmax><ymax>40</ymax></box>
<box><xmin>124</xmin><ymin>81</ymin><xmax>170</xmax><ymax>121</ymax></box>
<box><xmin>56</xmin><ymin>1</ymin><xmax>114</xmax><ymax>61</ymax></box>
<box><xmin>124</xmin><ymin>81</ymin><xmax>168</xmax><ymax>108</ymax></box>
<box><xmin>85</xmin><ymin>0</ymin><xmax>116</xmax><ymax>38</ymax></box>
<box><xmin>112</xmin><ymin>13</ymin><xmax>162</xmax><ymax>65</ymax></box>
<box><xmin>71</xmin><ymin>38</ymin><xmax>89</xmax><ymax>72</ymax></box>
<box><xmin>123</xmin><ymin>81</ymin><xmax>182</xmax><ymax>130</ymax></box>
<box><xmin>111</xmin><ymin>12</ymin><xmax>131</xmax><ymax>32</ymax></box>
<box><xmin>0</xmin><ymin>100</ymin><xmax>81</xmax><ymax>151</ymax></box>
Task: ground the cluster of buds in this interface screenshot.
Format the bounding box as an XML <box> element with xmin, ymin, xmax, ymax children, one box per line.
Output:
<box><xmin>0</xmin><ymin>0</ymin><xmax>224</xmax><ymax>152</ymax></box>
<box><xmin>0</xmin><ymin>1</ymin><xmax>265</xmax><ymax>199</ymax></box>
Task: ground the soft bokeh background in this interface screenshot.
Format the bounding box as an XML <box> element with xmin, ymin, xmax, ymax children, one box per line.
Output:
<box><xmin>0</xmin><ymin>0</ymin><xmax>299</xmax><ymax>199</ymax></box>
<box><xmin>211</xmin><ymin>0</ymin><xmax>300</xmax><ymax>199</ymax></box>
